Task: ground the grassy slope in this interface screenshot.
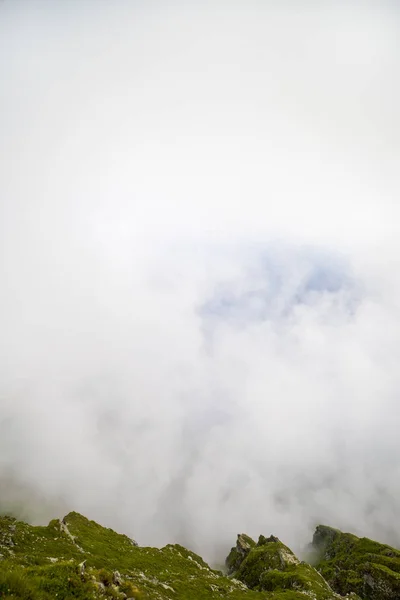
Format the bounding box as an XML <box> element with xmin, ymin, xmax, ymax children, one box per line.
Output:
<box><xmin>0</xmin><ymin>511</ymin><xmax>334</xmax><ymax>600</ymax></box>
<box><xmin>313</xmin><ymin>525</ymin><xmax>400</xmax><ymax>600</ymax></box>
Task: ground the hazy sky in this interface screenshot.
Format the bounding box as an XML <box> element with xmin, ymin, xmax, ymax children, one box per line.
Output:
<box><xmin>1</xmin><ymin>0</ymin><xmax>400</xmax><ymax>562</ymax></box>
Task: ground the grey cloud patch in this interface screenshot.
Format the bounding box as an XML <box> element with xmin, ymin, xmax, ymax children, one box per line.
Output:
<box><xmin>199</xmin><ymin>246</ymin><xmax>360</xmax><ymax>328</ymax></box>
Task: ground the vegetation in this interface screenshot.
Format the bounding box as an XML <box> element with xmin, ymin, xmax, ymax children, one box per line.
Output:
<box><xmin>1</xmin><ymin>512</ymin><xmax>399</xmax><ymax>599</ymax></box>
<box><xmin>227</xmin><ymin>533</ymin><xmax>357</xmax><ymax>599</ymax></box>
<box><xmin>0</xmin><ymin>512</ymin><xmax>288</xmax><ymax>599</ymax></box>
<box><xmin>312</xmin><ymin>525</ymin><xmax>400</xmax><ymax>600</ymax></box>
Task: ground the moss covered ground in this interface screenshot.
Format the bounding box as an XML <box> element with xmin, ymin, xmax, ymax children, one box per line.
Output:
<box><xmin>312</xmin><ymin>525</ymin><xmax>400</xmax><ymax>600</ymax></box>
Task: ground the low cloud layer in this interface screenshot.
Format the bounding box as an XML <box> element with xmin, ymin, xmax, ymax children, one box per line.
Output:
<box><xmin>1</xmin><ymin>0</ymin><xmax>399</xmax><ymax>562</ymax></box>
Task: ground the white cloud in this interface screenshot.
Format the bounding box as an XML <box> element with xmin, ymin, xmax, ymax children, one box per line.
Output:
<box><xmin>0</xmin><ymin>0</ymin><xmax>399</xmax><ymax>562</ymax></box>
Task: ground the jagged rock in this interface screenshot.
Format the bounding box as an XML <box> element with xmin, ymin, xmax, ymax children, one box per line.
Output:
<box><xmin>312</xmin><ymin>525</ymin><xmax>400</xmax><ymax>600</ymax></box>
<box><xmin>226</xmin><ymin>533</ymin><xmax>256</xmax><ymax>574</ymax></box>
<box><xmin>258</xmin><ymin>534</ymin><xmax>279</xmax><ymax>545</ymax></box>
<box><xmin>313</xmin><ymin>525</ymin><xmax>342</xmax><ymax>559</ymax></box>
<box><xmin>228</xmin><ymin>532</ymin><xmax>352</xmax><ymax>599</ymax></box>
<box><xmin>113</xmin><ymin>569</ymin><xmax>122</xmax><ymax>585</ymax></box>
<box><xmin>78</xmin><ymin>559</ymin><xmax>86</xmax><ymax>577</ymax></box>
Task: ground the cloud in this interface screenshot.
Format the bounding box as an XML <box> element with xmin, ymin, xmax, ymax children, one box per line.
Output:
<box><xmin>0</xmin><ymin>0</ymin><xmax>399</xmax><ymax>562</ymax></box>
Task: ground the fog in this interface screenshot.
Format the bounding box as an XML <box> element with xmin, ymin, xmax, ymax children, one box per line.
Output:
<box><xmin>1</xmin><ymin>0</ymin><xmax>399</xmax><ymax>562</ymax></box>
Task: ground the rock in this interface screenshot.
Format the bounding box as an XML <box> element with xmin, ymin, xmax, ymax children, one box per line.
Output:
<box><xmin>312</xmin><ymin>525</ymin><xmax>341</xmax><ymax>559</ymax></box>
<box><xmin>129</xmin><ymin>537</ymin><xmax>138</xmax><ymax>547</ymax></box>
<box><xmin>258</xmin><ymin>534</ymin><xmax>279</xmax><ymax>545</ymax></box>
<box><xmin>78</xmin><ymin>559</ymin><xmax>86</xmax><ymax>577</ymax></box>
<box><xmin>113</xmin><ymin>570</ymin><xmax>122</xmax><ymax>585</ymax></box>
<box><xmin>93</xmin><ymin>581</ymin><xmax>105</xmax><ymax>592</ymax></box>
<box><xmin>226</xmin><ymin>533</ymin><xmax>256</xmax><ymax>575</ymax></box>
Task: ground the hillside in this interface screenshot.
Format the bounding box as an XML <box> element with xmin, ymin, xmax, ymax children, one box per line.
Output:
<box><xmin>0</xmin><ymin>511</ymin><xmax>399</xmax><ymax>599</ymax></box>
<box><xmin>312</xmin><ymin>525</ymin><xmax>400</xmax><ymax>599</ymax></box>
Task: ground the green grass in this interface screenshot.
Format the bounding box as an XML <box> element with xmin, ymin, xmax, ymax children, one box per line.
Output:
<box><xmin>1</xmin><ymin>511</ymin><xmax>316</xmax><ymax>600</ymax></box>
<box><xmin>5</xmin><ymin>511</ymin><xmax>395</xmax><ymax>600</ymax></box>
<box><xmin>232</xmin><ymin>536</ymin><xmax>345</xmax><ymax>599</ymax></box>
<box><xmin>313</xmin><ymin>525</ymin><xmax>400</xmax><ymax>599</ymax></box>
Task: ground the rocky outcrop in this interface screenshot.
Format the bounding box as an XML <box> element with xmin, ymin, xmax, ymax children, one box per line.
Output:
<box><xmin>227</xmin><ymin>531</ymin><xmax>354</xmax><ymax>599</ymax></box>
<box><xmin>226</xmin><ymin>533</ymin><xmax>256</xmax><ymax>574</ymax></box>
<box><xmin>313</xmin><ymin>525</ymin><xmax>342</xmax><ymax>558</ymax></box>
<box><xmin>312</xmin><ymin>525</ymin><xmax>400</xmax><ymax>600</ymax></box>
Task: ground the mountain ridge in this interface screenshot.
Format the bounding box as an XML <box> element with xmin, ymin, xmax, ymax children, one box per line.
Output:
<box><xmin>1</xmin><ymin>511</ymin><xmax>399</xmax><ymax>599</ymax></box>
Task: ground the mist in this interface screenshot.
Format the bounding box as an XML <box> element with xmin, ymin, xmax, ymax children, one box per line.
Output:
<box><xmin>1</xmin><ymin>0</ymin><xmax>399</xmax><ymax>562</ymax></box>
